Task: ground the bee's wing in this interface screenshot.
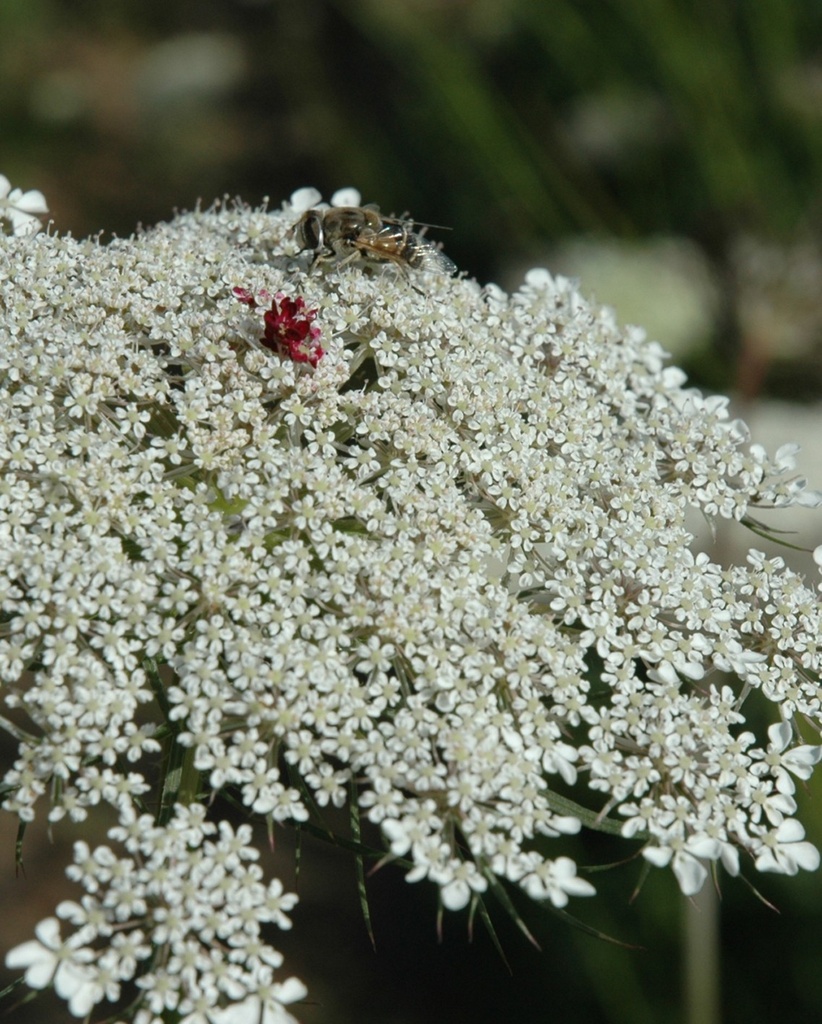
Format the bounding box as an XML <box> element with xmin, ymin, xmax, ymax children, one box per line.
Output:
<box><xmin>353</xmin><ymin>225</ymin><xmax>457</xmax><ymax>276</ymax></box>
<box><xmin>381</xmin><ymin>213</ymin><xmax>452</xmax><ymax>232</ymax></box>
<box><xmin>406</xmin><ymin>245</ymin><xmax>458</xmax><ymax>275</ymax></box>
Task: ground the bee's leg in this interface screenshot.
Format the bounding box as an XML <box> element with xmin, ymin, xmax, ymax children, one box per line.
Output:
<box><xmin>401</xmin><ymin>267</ymin><xmax>426</xmax><ymax>298</ymax></box>
<box><xmin>307</xmin><ymin>248</ymin><xmax>333</xmax><ymax>272</ymax></box>
<box><xmin>336</xmin><ymin>248</ymin><xmax>363</xmax><ymax>268</ymax></box>
<box><xmin>379</xmin><ymin>262</ymin><xmax>424</xmax><ymax>296</ymax></box>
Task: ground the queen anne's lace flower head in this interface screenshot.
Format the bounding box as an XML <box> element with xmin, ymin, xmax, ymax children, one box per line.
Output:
<box><xmin>2</xmin><ymin>184</ymin><xmax>822</xmax><ymax>1021</ymax></box>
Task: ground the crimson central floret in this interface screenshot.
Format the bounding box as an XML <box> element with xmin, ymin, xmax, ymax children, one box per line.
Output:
<box><xmin>234</xmin><ymin>287</ymin><xmax>324</xmax><ymax>367</ymax></box>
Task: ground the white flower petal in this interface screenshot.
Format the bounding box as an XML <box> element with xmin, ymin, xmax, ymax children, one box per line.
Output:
<box><xmin>14</xmin><ymin>187</ymin><xmax>48</xmax><ymax>215</ymax></box>
<box><xmin>330</xmin><ymin>186</ymin><xmax>361</xmax><ymax>207</ymax></box>
<box><xmin>642</xmin><ymin>846</ymin><xmax>673</xmax><ymax>868</ymax></box>
<box><xmin>673</xmin><ymin>852</ymin><xmax>707</xmax><ymax>896</ymax></box>
<box><xmin>440</xmin><ymin>878</ymin><xmax>471</xmax><ymax>911</ymax></box>
<box><xmin>273</xmin><ymin>976</ymin><xmax>309</xmax><ymax>1005</ymax></box>
<box><xmin>289</xmin><ymin>186</ymin><xmax>322</xmax><ymax>213</ymax></box>
<box><xmin>4</xmin><ymin>940</ymin><xmax>56</xmax><ymax>988</ymax></box>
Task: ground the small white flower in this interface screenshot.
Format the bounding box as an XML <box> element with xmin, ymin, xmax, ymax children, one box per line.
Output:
<box><xmin>0</xmin><ymin>173</ymin><xmax>48</xmax><ymax>235</ymax></box>
<box><xmin>207</xmin><ymin>981</ymin><xmax>307</xmax><ymax>1024</ymax></box>
<box><xmin>4</xmin><ymin>917</ymin><xmax>94</xmax><ymax>1003</ymax></box>
<box><xmin>754</xmin><ymin>818</ymin><xmax>821</xmax><ymax>875</ymax></box>
<box><xmin>519</xmin><ymin>856</ymin><xmax>595</xmax><ymax>907</ymax></box>
<box><xmin>750</xmin><ymin>720</ymin><xmax>822</xmax><ymax>795</ymax></box>
<box><xmin>429</xmin><ymin>858</ymin><xmax>488</xmax><ymax>911</ymax></box>
<box><xmin>330</xmin><ymin>186</ymin><xmax>361</xmax><ymax>207</ymax></box>
<box><xmin>288</xmin><ymin>186</ymin><xmax>322</xmax><ymax>213</ymax></box>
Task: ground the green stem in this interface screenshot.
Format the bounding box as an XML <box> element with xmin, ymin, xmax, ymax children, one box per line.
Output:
<box><xmin>684</xmin><ymin>882</ymin><xmax>721</xmax><ymax>1024</ymax></box>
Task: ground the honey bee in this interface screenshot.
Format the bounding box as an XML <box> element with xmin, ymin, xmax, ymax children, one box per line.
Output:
<box><xmin>294</xmin><ymin>205</ymin><xmax>457</xmax><ymax>279</ymax></box>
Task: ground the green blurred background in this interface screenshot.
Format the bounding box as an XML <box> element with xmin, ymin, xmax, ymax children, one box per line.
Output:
<box><xmin>2</xmin><ymin>1</ymin><xmax>822</xmax><ymax>1022</ymax></box>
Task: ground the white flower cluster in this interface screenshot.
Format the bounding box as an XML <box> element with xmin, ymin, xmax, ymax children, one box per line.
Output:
<box><xmin>2</xmin><ymin>184</ymin><xmax>822</xmax><ymax>1020</ymax></box>
<box><xmin>5</xmin><ymin>804</ymin><xmax>305</xmax><ymax>1024</ymax></box>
